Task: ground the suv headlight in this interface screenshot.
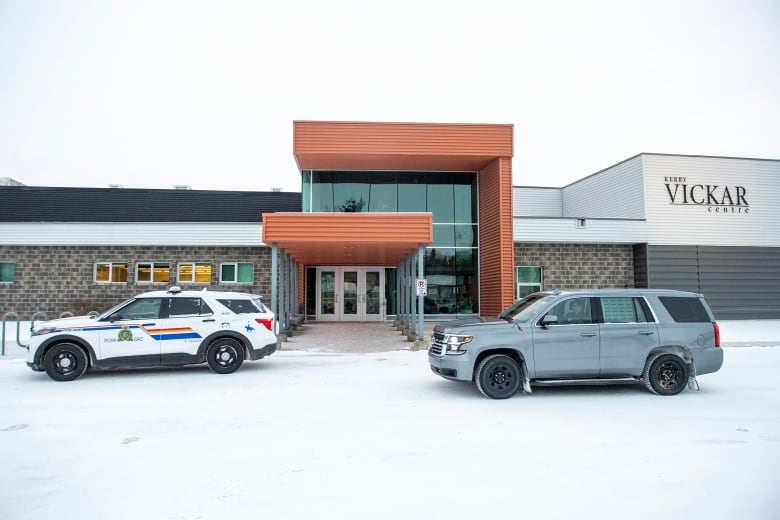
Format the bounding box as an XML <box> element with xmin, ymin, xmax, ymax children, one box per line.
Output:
<box><xmin>444</xmin><ymin>334</ymin><xmax>472</xmax><ymax>355</ymax></box>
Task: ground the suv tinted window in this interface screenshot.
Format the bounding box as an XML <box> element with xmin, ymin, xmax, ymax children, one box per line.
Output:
<box><xmin>600</xmin><ymin>297</ymin><xmax>652</xmax><ymax>323</ymax></box>
<box><xmin>658</xmin><ymin>296</ymin><xmax>710</xmax><ymax>322</ymax></box>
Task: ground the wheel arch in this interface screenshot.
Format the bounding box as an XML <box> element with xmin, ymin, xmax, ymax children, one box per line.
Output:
<box><xmin>33</xmin><ymin>335</ymin><xmax>96</xmax><ymax>369</ymax></box>
<box><xmin>646</xmin><ymin>345</ymin><xmax>693</xmax><ymax>367</ymax></box>
<box><xmin>473</xmin><ymin>347</ymin><xmax>527</xmax><ymax>383</ymax></box>
<box><xmin>197</xmin><ymin>330</ymin><xmax>251</xmax><ymax>361</ymax></box>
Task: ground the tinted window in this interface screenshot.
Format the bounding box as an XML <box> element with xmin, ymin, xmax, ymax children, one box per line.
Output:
<box><xmin>218</xmin><ymin>298</ymin><xmax>266</xmax><ymax>314</ymax></box>
<box><xmin>169</xmin><ymin>297</ymin><xmax>212</xmax><ymax>317</ymax></box>
<box><xmin>600</xmin><ymin>297</ymin><xmax>651</xmax><ymax>323</ymax></box>
<box><xmin>659</xmin><ymin>296</ymin><xmax>710</xmax><ymax>322</ymax></box>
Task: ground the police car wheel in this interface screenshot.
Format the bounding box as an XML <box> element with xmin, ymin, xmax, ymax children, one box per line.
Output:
<box><xmin>207</xmin><ymin>338</ymin><xmax>244</xmax><ymax>374</ymax></box>
<box><xmin>43</xmin><ymin>343</ymin><xmax>88</xmax><ymax>382</ymax></box>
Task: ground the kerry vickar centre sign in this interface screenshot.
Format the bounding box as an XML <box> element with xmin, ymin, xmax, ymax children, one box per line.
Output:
<box><xmin>664</xmin><ymin>176</ymin><xmax>749</xmax><ymax>214</ymax></box>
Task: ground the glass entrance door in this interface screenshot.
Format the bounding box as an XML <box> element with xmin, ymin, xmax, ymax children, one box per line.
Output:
<box><xmin>316</xmin><ymin>267</ymin><xmax>385</xmax><ymax>322</ymax></box>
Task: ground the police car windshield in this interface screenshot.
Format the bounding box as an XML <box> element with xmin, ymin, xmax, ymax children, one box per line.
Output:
<box><xmin>498</xmin><ymin>294</ymin><xmax>556</xmax><ymax>322</ymax></box>
<box><xmin>98</xmin><ymin>298</ymin><xmax>137</xmax><ymax>320</ymax></box>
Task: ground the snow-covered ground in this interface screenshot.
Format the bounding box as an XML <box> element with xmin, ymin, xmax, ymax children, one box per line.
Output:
<box><xmin>1</xmin><ymin>320</ymin><xmax>779</xmax><ymax>519</ymax></box>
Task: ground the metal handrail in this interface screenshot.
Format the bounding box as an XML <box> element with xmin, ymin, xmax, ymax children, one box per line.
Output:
<box><xmin>1</xmin><ymin>310</ymin><xmax>98</xmax><ymax>356</ymax></box>
<box><xmin>1</xmin><ymin>312</ymin><xmax>22</xmax><ymax>354</ymax></box>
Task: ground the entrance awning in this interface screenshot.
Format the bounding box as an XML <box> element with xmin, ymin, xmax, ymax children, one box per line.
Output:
<box><xmin>261</xmin><ymin>212</ymin><xmax>433</xmax><ymax>265</ymax></box>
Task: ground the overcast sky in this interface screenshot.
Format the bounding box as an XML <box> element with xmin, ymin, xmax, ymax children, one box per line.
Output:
<box><xmin>1</xmin><ymin>0</ymin><xmax>778</xmax><ymax>193</ymax></box>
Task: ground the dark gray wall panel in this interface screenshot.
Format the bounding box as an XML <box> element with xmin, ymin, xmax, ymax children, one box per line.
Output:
<box><xmin>647</xmin><ymin>245</ymin><xmax>780</xmax><ymax>319</ymax></box>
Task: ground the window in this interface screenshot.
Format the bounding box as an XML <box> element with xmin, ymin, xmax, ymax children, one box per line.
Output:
<box><xmin>659</xmin><ymin>296</ymin><xmax>711</xmax><ymax>323</ymax></box>
<box><xmin>136</xmin><ymin>262</ymin><xmax>170</xmax><ymax>284</ymax></box>
<box><xmin>94</xmin><ymin>262</ymin><xmax>128</xmax><ymax>283</ymax></box>
<box><xmin>547</xmin><ymin>297</ymin><xmax>593</xmax><ymax>325</ymax></box>
<box><xmin>516</xmin><ymin>266</ymin><xmax>542</xmax><ymax>299</ymax></box>
<box><xmin>168</xmin><ymin>297</ymin><xmax>213</xmax><ymax>317</ymax></box>
<box><xmin>0</xmin><ymin>261</ymin><xmax>15</xmax><ymax>283</ymax></box>
<box><xmin>220</xmin><ymin>263</ymin><xmax>254</xmax><ymax>283</ymax></box>
<box><xmin>114</xmin><ymin>298</ymin><xmax>163</xmax><ymax>320</ymax></box>
<box><xmin>600</xmin><ymin>297</ymin><xmax>651</xmax><ymax>323</ymax></box>
<box><xmin>178</xmin><ymin>262</ymin><xmax>211</xmax><ymax>283</ymax></box>
<box><xmin>218</xmin><ymin>297</ymin><xmax>267</xmax><ymax>314</ymax></box>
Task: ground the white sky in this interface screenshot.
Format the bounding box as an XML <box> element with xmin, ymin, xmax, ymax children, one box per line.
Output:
<box><xmin>0</xmin><ymin>0</ymin><xmax>778</xmax><ymax>193</ymax></box>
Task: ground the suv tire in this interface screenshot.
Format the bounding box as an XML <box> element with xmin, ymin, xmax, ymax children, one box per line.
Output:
<box><xmin>475</xmin><ymin>354</ymin><xmax>521</xmax><ymax>399</ymax></box>
<box><xmin>43</xmin><ymin>343</ymin><xmax>89</xmax><ymax>382</ymax></box>
<box><xmin>644</xmin><ymin>353</ymin><xmax>688</xmax><ymax>396</ymax></box>
<box><xmin>207</xmin><ymin>338</ymin><xmax>244</xmax><ymax>374</ymax></box>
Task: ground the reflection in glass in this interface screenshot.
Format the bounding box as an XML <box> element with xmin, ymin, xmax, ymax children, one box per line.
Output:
<box><xmin>320</xmin><ymin>271</ymin><xmax>335</xmax><ymax>315</ymax></box>
<box><xmin>365</xmin><ymin>271</ymin><xmax>380</xmax><ymax>315</ymax></box>
<box><xmin>343</xmin><ymin>271</ymin><xmax>358</xmax><ymax>314</ymax></box>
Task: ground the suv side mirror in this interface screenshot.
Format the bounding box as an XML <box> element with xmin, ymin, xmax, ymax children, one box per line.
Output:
<box><xmin>540</xmin><ymin>314</ymin><xmax>558</xmax><ymax>327</ymax></box>
<box><xmin>108</xmin><ymin>313</ymin><xmax>123</xmax><ymax>323</ymax></box>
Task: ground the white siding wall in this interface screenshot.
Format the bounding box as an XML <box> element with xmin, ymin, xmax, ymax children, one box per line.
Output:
<box><xmin>643</xmin><ymin>155</ymin><xmax>780</xmax><ymax>246</ymax></box>
<box><xmin>513</xmin><ymin>187</ymin><xmax>562</xmax><ymax>217</ymax></box>
<box><xmin>513</xmin><ymin>217</ymin><xmax>646</xmax><ymax>244</ymax></box>
<box><xmin>0</xmin><ymin>223</ymin><xmax>265</xmax><ymax>246</ymax></box>
<box><xmin>562</xmin><ymin>155</ymin><xmax>645</xmax><ymax>219</ymax></box>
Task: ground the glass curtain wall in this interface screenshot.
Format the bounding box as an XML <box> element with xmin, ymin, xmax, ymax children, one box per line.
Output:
<box><xmin>302</xmin><ymin>171</ymin><xmax>478</xmax><ymax>314</ymax></box>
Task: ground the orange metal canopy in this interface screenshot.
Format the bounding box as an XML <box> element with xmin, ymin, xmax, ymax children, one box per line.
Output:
<box><xmin>262</xmin><ymin>212</ymin><xmax>433</xmax><ymax>266</ymax></box>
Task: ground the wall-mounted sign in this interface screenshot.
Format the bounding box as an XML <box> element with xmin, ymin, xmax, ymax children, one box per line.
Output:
<box><xmin>664</xmin><ymin>176</ymin><xmax>749</xmax><ymax>214</ymax></box>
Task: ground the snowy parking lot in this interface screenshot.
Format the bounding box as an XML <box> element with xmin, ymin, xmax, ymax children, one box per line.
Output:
<box><xmin>1</xmin><ymin>321</ymin><xmax>779</xmax><ymax>519</ymax></box>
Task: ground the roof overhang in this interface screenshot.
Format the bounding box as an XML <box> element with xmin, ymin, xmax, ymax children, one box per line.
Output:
<box><xmin>293</xmin><ymin>120</ymin><xmax>513</xmax><ymax>171</ymax></box>
<box><xmin>262</xmin><ymin>212</ymin><xmax>433</xmax><ymax>266</ymax></box>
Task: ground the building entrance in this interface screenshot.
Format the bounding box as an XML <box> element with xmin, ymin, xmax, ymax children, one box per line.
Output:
<box><xmin>316</xmin><ymin>267</ymin><xmax>385</xmax><ymax>322</ymax></box>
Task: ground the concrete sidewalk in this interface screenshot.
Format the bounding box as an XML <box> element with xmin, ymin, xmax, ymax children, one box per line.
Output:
<box><xmin>280</xmin><ymin>321</ymin><xmax>434</xmax><ymax>353</ymax></box>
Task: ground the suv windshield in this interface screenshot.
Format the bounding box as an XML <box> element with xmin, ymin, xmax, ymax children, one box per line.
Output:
<box><xmin>498</xmin><ymin>294</ymin><xmax>556</xmax><ymax>322</ymax></box>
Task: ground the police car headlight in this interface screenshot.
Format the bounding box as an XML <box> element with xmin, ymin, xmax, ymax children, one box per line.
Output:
<box><xmin>31</xmin><ymin>326</ymin><xmax>56</xmax><ymax>336</ymax></box>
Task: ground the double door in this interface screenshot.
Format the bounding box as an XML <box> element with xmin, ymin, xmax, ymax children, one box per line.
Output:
<box><xmin>317</xmin><ymin>267</ymin><xmax>384</xmax><ymax>322</ymax></box>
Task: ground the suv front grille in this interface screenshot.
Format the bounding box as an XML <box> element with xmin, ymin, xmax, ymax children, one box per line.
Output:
<box><xmin>430</xmin><ymin>332</ymin><xmax>446</xmax><ymax>356</ymax></box>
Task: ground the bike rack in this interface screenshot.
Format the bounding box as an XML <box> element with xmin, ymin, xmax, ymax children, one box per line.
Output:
<box><xmin>1</xmin><ymin>309</ymin><xmax>102</xmax><ymax>356</ymax></box>
<box><xmin>1</xmin><ymin>312</ymin><xmax>23</xmax><ymax>355</ymax></box>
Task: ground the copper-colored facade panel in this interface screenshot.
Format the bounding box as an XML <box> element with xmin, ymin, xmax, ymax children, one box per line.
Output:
<box><xmin>478</xmin><ymin>157</ymin><xmax>516</xmax><ymax>316</ymax></box>
<box><xmin>263</xmin><ymin>212</ymin><xmax>433</xmax><ymax>266</ymax></box>
<box><xmin>294</xmin><ymin>121</ymin><xmax>512</xmax><ymax>172</ymax></box>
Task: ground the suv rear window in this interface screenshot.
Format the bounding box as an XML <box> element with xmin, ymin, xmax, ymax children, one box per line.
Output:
<box><xmin>658</xmin><ymin>296</ymin><xmax>710</xmax><ymax>322</ymax></box>
<box><xmin>217</xmin><ymin>298</ymin><xmax>266</xmax><ymax>314</ymax></box>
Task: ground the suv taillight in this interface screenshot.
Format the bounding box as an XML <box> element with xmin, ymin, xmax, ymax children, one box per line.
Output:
<box><xmin>255</xmin><ymin>318</ymin><xmax>273</xmax><ymax>331</ymax></box>
<box><xmin>713</xmin><ymin>322</ymin><xmax>721</xmax><ymax>348</ymax></box>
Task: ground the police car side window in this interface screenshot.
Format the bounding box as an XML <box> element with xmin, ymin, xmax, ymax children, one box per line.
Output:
<box><xmin>119</xmin><ymin>298</ymin><xmax>163</xmax><ymax>320</ymax></box>
<box><xmin>169</xmin><ymin>297</ymin><xmax>213</xmax><ymax>317</ymax></box>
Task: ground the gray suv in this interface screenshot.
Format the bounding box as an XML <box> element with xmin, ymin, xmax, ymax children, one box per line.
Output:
<box><xmin>428</xmin><ymin>289</ymin><xmax>723</xmax><ymax>399</ymax></box>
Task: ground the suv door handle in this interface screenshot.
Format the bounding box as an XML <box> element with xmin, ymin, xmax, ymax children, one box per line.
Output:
<box><xmin>202</xmin><ymin>319</ymin><xmax>216</xmax><ymax>323</ymax></box>
<box><xmin>639</xmin><ymin>331</ymin><xmax>655</xmax><ymax>335</ymax></box>
<box><xmin>142</xmin><ymin>323</ymin><xmax>156</xmax><ymax>326</ymax></box>
<box><xmin>580</xmin><ymin>332</ymin><xmax>597</xmax><ymax>337</ymax></box>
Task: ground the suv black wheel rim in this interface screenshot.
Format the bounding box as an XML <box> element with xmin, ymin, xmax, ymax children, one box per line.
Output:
<box><xmin>657</xmin><ymin>361</ymin><xmax>681</xmax><ymax>391</ymax></box>
<box><xmin>489</xmin><ymin>364</ymin><xmax>513</xmax><ymax>390</ymax></box>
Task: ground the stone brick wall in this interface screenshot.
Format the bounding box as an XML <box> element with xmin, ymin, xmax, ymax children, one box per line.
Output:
<box><xmin>514</xmin><ymin>243</ymin><xmax>635</xmax><ymax>292</ymax></box>
<box><xmin>0</xmin><ymin>245</ymin><xmax>271</xmax><ymax>318</ymax></box>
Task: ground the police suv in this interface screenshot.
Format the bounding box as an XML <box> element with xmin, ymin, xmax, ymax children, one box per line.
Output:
<box><xmin>26</xmin><ymin>287</ymin><xmax>278</xmax><ymax>381</ymax></box>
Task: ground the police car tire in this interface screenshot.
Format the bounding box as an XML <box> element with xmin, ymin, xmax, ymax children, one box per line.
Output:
<box><xmin>206</xmin><ymin>338</ymin><xmax>244</xmax><ymax>374</ymax></box>
<box><xmin>43</xmin><ymin>343</ymin><xmax>89</xmax><ymax>382</ymax></box>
